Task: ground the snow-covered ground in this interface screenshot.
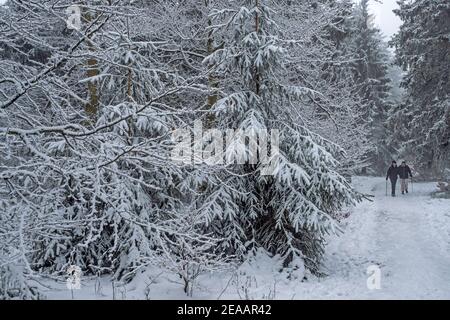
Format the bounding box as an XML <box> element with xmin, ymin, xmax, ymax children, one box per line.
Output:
<box><xmin>42</xmin><ymin>177</ymin><xmax>450</xmax><ymax>300</ymax></box>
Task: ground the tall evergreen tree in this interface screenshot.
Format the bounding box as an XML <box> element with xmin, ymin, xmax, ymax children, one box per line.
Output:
<box><xmin>352</xmin><ymin>0</ymin><xmax>393</xmax><ymax>174</ymax></box>
<box><xmin>390</xmin><ymin>0</ymin><xmax>450</xmax><ymax>176</ymax></box>
<box><xmin>201</xmin><ymin>0</ymin><xmax>361</xmax><ymax>273</ymax></box>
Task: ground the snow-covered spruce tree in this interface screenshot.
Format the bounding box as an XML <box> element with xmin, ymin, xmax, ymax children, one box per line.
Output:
<box><xmin>200</xmin><ymin>0</ymin><xmax>361</xmax><ymax>273</ymax></box>
<box><xmin>390</xmin><ymin>0</ymin><xmax>450</xmax><ymax>176</ymax></box>
<box><xmin>351</xmin><ymin>0</ymin><xmax>394</xmax><ymax>174</ymax></box>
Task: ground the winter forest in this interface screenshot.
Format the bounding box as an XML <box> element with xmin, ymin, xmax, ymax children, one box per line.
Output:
<box><xmin>0</xmin><ymin>0</ymin><xmax>449</xmax><ymax>300</ymax></box>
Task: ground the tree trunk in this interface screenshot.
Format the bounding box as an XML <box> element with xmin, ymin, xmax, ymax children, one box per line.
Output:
<box><xmin>84</xmin><ymin>5</ymin><xmax>99</xmax><ymax>120</ymax></box>
<box><xmin>205</xmin><ymin>0</ymin><xmax>217</xmax><ymax>129</ymax></box>
<box><xmin>254</xmin><ymin>0</ymin><xmax>260</xmax><ymax>95</ymax></box>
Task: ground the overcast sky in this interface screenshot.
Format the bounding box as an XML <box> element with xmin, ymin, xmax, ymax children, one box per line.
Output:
<box><xmin>368</xmin><ymin>0</ymin><xmax>402</xmax><ymax>39</ymax></box>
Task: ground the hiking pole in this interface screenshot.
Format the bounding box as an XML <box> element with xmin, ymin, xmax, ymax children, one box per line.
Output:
<box><xmin>385</xmin><ymin>180</ymin><xmax>388</xmax><ymax>196</ymax></box>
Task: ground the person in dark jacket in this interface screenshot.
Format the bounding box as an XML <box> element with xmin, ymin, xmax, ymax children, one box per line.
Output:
<box><xmin>398</xmin><ymin>161</ymin><xmax>413</xmax><ymax>194</ymax></box>
<box><xmin>386</xmin><ymin>161</ymin><xmax>400</xmax><ymax>197</ymax></box>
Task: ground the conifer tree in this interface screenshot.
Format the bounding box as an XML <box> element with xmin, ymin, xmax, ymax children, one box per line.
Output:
<box><xmin>352</xmin><ymin>0</ymin><xmax>393</xmax><ymax>174</ymax></box>
<box><xmin>390</xmin><ymin>0</ymin><xmax>450</xmax><ymax>176</ymax></box>
<box><xmin>201</xmin><ymin>0</ymin><xmax>361</xmax><ymax>272</ymax></box>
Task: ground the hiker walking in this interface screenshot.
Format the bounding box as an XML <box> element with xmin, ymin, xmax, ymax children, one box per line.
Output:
<box><xmin>398</xmin><ymin>161</ymin><xmax>413</xmax><ymax>194</ymax></box>
<box><xmin>386</xmin><ymin>160</ymin><xmax>400</xmax><ymax>197</ymax></box>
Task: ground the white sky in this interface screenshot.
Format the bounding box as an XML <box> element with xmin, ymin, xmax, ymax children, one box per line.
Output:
<box><xmin>367</xmin><ymin>0</ymin><xmax>402</xmax><ymax>40</ymax></box>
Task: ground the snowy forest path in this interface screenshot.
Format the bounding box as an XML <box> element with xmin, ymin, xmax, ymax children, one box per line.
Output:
<box><xmin>318</xmin><ymin>177</ymin><xmax>450</xmax><ymax>299</ymax></box>
<box><xmin>369</xmin><ymin>178</ymin><xmax>450</xmax><ymax>298</ymax></box>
